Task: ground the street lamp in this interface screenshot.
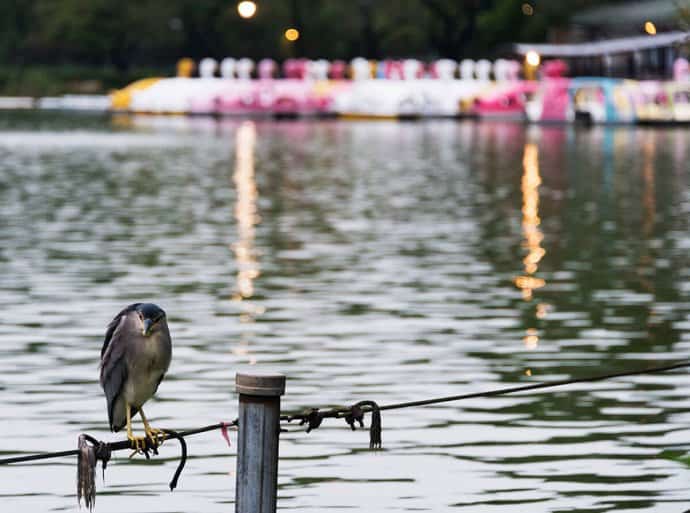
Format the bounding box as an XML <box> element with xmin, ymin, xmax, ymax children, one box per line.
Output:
<box><xmin>284</xmin><ymin>28</ymin><xmax>300</xmax><ymax>42</ymax></box>
<box><xmin>237</xmin><ymin>1</ymin><xmax>257</xmax><ymax>19</ymax></box>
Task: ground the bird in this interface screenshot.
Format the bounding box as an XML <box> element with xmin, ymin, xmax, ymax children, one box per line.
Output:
<box><xmin>99</xmin><ymin>303</ymin><xmax>172</xmax><ymax>453</ymax></box>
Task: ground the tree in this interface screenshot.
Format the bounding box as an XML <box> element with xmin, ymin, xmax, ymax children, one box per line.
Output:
<box><xmin>29</xmin><ymin>0</ymin><xmax>181</xmax><ymax>70</ymax></box>
<box><xmin>0</xmin><ymin>0</ymin><xmax>604</xmax><ymax>69</ymax></box>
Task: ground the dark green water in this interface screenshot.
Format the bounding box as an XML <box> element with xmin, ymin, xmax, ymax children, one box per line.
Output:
<box><xmin>1</xmin><ymin>112</ymin><xmax>690</xmax><ymax>512</ymax></box>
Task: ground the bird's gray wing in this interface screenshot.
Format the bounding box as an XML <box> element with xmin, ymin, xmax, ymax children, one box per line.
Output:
<box><xmin>100</xmin><ymin>306</ymin><xmax>138</xmax><ymax>430</ymax></box>
<box><xmin>101</xmin><ymin>303</ymin><xmax>140</xmax><ymax>358</ymax></box>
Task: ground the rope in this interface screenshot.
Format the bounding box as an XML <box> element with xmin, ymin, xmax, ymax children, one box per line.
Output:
<box><xmin>281</xmin><ymin>360</ymin><xmax>690</xmax><ymax>447</ymax></box>
<box><xmin>0</xmin><ymin>420</ymin><xmax>238</xmax><ymax>511</ymax></box>
<box><xmin>0</xmin><ymin>421</ymin><xmax>236</xmax><ymax>466</ymax></box>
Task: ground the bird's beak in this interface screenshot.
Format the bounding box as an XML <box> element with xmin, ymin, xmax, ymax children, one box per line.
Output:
<box><xmin>142</xmin><ymin>318</ymin><xmax>154</xmax><ymax>336</ymax></box>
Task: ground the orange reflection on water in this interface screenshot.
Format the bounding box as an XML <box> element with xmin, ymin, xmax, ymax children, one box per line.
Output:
<box><xmin>514</xmin><ymin>143</ymin><xmax>546</xmax><ymax>301</ymax></box>
<box><xmin>232</xmin><ymin>121</ymin><xmax>261</xmax><ymax>308</ymax></box>
<box><xmin>536</xmin><ymin>302</ymin><xmax>550</xmax><ymax>319</ymax></box>
<box><xmin>524</xmin><ymin>328</ymin><xmax>539</xmax><ymax>349</ymax></box>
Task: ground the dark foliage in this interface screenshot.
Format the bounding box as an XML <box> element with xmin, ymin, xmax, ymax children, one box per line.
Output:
<box><xmin>1</xmin><ymin>0</ymin><xmax>599</xmax><ymax>70</ymax></box>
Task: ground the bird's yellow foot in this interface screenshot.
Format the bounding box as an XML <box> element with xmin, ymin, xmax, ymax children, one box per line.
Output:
<box><xmin>145</xmin><ymin>426</ymin><xmax>166</xmax><ymax>447</ymax></box>
<box><xmin>127</xmin><ymin>434</ymin><xmax>149</xmax><ymax>458</ymax></box>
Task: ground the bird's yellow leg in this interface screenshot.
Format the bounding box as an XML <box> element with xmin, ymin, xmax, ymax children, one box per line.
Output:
<box><xmin>139</xmin><ymin>408</ymin><xmax>165</xmax><ymax>447</ymax></box>
<box><xmin>126</xmin><ymin>403</ymin><xmax>147</xmax><ymax>456</ymax></box>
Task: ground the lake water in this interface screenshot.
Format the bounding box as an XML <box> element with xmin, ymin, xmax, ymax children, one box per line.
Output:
<box><xmin>1</xmin><ymin>113</ymin><xmax>690</xmax><ymax>512</ymax></box>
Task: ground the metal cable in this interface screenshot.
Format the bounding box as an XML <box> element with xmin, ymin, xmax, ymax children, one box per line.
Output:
<box><xmin>280</xmin><ymin>360</ymin><xmax>690</xmax><ymax>446</ymax></box>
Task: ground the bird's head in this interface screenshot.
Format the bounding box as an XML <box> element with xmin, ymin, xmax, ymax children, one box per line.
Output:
<box><xmin>135</xmin><ymin>303</ymin><xmax>166</xmax><ymax>337</ymax></box>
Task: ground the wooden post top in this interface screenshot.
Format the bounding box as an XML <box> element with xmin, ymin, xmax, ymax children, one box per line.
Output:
<box><xmin>236</xmin><ymin>372</ymin><xmax>286</xmax><ymax>397</ymax></box>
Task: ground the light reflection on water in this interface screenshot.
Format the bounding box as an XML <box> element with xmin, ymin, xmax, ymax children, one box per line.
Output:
<box><xmin>1</xmin><ymin>113</ymin><xmax>690</xmax><ymax>512</ymax></box>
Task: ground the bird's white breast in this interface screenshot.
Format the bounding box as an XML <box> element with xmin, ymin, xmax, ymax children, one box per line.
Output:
<box><xmin>123</xmin><ymin>331</ymin><xmax>171</xmax><ymax>408</ymax></box>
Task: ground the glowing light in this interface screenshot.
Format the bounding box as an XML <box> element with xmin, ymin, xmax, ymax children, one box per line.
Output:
<box><xmin>524</xmin><ymin>328</ymin><xmax>539</xmax><ymax>350</ymax></box>
<box><xmin>515</xmin><ymin>276</ymin><xmax>545</xmax><ymax>294</ymax></box>
<box><xmin>521</xmin><ymin>3</ymin><xmax>534</xmax><ymax>15</ymax></box>
<box><xmin>514</xmin><ymin>143</ymin><xmax>546</xmax><ymax>301</ymax></box>
<box><xmin>237</xmin><ymin>1</ymin><xmax>257</xmax><ymax>19</ymax></box>
<box><xmin>644</xmin><ymin>21</ymin><xmax>656</xmax><ymax>35</ymax></box>
<box><xmin>231</xmin><ymin>121</ymin><xmax>261</xmax><ymax>364</ymax></box>
<box><xmin>525</xmin><ymin>369</ymin><xmax>532</xmax><ymax>377</ymax></box>
<box><xmin>536</xmin><ymin>302</ymin><xmax>550</xmax><ymax>319</ymax></box>
<box><xmin>526</xmin><ymin>50</ymin><xmax>540</xmax><ymax>67</ymax></box>
<box><xmin>284</xmin><ymin>28</ymin><xmax>300</xmax><ymax>42</ymax></box>
<box><xmin>232</xmin><ymin>121</ymin><xmax>260</xmax><ymax>302</ymax></box>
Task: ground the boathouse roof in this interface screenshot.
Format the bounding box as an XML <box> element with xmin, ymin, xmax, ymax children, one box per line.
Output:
<box><xmin>514</xmin><ymin>31</ymin><xmax>690</xmax><ymax>58</ymax></box>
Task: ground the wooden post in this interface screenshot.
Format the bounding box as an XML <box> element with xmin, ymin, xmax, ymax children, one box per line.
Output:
<box><xmin>235</xmin><ymin>372</ymin><xmax>286</xmax><ymax>513</ymax></box>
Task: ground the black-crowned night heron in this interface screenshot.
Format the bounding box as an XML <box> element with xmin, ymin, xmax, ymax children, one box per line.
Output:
<box><xmin>99</xmin><ymin>303</ymin><xmax>172</xmax><ymax>452</ymax></box>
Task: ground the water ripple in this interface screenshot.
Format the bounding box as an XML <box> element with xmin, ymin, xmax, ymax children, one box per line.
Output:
<box><xmin>0</xmin><ymin>114</ymin><xmax>690</xmax><ymax>512</ymax></box>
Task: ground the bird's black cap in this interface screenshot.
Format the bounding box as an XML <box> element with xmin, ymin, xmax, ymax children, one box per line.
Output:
<box><xmin>134</xmin><ymin>303</ymin><xmax>166</xmax><ymax>320</ymax></box>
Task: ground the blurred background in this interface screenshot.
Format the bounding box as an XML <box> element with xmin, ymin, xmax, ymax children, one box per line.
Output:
<box><xmin>3</xmin><ymin>2</ymin><xmax>690</xmax><ymax>513</ymax></box>
<box><xmin>0</xmin><ymin>0</ymin><xmax>674</xmax><ymax>95</ymax></box>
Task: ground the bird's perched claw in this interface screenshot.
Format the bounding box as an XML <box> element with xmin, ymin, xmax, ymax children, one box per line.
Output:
<box><xmin>126</xmin><ymin>407</ymin><xmax>160</xmax><ymax>458</ymax></box>
<box><xmin>127</xmin><ymin>435</ymin><xmax>161</xmax><ymax>459</ymax></box>
<box><xmin>127</xmin><ymin>434</ymin><xmax>150</xmax><ymax>458</ymax></box>
<box><xmin>145</xmin><ymin>427</ymin><xmax>167</xmax><ymax>448</ymax></box>
<box><xmin>141</xmin><ymin>409</ymin><xmax>166</xmax><ymax>449</ymax></box>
